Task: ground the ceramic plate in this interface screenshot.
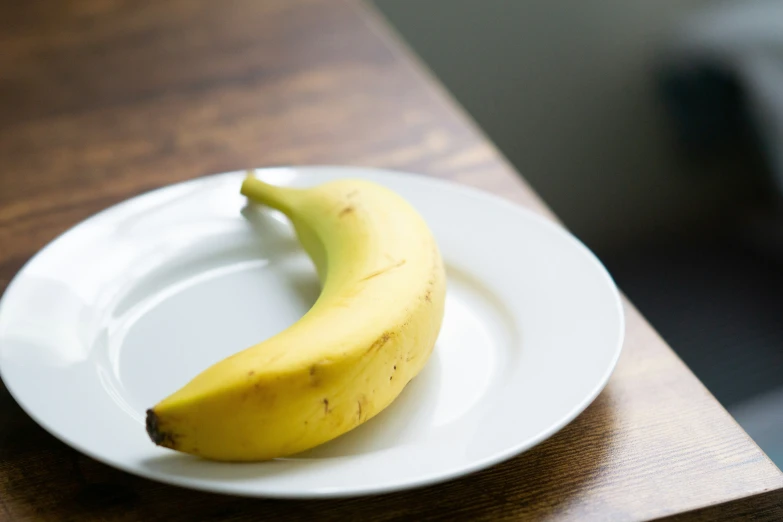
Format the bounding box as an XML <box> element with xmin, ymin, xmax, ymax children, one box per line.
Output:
<box><xmin>0</xmin><ymin>166</ymin><xmax>624</xmax><ymax>498</ymax></box>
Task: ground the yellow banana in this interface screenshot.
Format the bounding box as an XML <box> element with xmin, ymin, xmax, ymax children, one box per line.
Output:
<box><xmin>145</xmin><ymin>174</ymin><xmax>447</xmax><ymax>461</ymax></box>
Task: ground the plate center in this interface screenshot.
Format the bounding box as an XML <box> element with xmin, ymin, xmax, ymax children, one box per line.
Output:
<box><xmin>113</xmin><ymin>248</ymin><xmax>320</xmax><ymax>410</ymax></box>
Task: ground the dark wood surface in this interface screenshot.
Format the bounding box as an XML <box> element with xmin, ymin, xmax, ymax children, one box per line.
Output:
<box><xmin>0</xmin><ymin>1</ymin><xmax>781</xmax><ymax>520</ymax></box>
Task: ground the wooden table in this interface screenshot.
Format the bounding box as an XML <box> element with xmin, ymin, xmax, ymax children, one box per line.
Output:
<box><xmin>1</xmin><ymin>1</ymin><xmax>781</xmax><ymax>520</ymax></box>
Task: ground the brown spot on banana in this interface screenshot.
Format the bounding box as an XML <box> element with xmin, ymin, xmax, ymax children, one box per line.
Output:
<box><xmin>366</xmin><ymin>332</ymin><xmax>393</xmax><ymax>354</ymax></box>
<box><xmin>309</xmin><ymin>364</ymin><xmax>322</xmax><ymax>387</ymax></box>
<box><xmin>356</xmin><ymin>394</ymin><xmax>369</xmax><ymax>423</ymax></box>
<box><xmin>360</xmin><ymin>259</ymin><xmax>406</xmax><ymax>282</ymax></box>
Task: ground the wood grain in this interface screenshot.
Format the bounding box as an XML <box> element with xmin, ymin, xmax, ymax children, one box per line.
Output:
<box><xmin>0</xmin><ymin>0</ymin><xmax>781</xmax><ymax>520</ymax></box>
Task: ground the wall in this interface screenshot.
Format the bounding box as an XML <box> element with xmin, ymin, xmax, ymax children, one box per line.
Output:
<box><xmin>372</xmin><ymin>0</ymin><xmax>748</xmax><ymax>251</ymax></box>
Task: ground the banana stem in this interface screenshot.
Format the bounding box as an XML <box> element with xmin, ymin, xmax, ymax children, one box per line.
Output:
<box><xmin>240</xmin><ymin>173</ymin><xmax>299</xmax><ymax>213</ymax></box>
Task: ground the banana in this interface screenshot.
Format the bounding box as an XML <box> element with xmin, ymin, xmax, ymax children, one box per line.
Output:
<box><xmin>145</xmin><ymin>174</ymin><xmax>447</xmax><ymax>461</ymax></box>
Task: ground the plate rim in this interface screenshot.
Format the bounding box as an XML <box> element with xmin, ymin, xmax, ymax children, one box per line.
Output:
<box><xmin>0</xmin><ymin>165</ymin><xmax>625</xmax><ymax>498</ymax></box>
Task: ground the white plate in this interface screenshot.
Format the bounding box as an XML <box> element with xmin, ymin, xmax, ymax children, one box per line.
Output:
<box><xmin>0</xmin><ymin>166</ymin><xmax>624</xmax><ymax>498</ymax></box>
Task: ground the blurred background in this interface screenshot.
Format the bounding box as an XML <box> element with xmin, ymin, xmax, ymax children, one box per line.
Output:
<box><xmin>373</xmin><ymin>0</ymin><xmax>783</xmax><ymax>465</ymax></box>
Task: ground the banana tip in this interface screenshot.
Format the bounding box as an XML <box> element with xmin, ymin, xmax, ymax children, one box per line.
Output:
<box><xmin>145</xmin><ymin>408</ymin><xmax>165</xmax><ymax>446</ymax></box>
